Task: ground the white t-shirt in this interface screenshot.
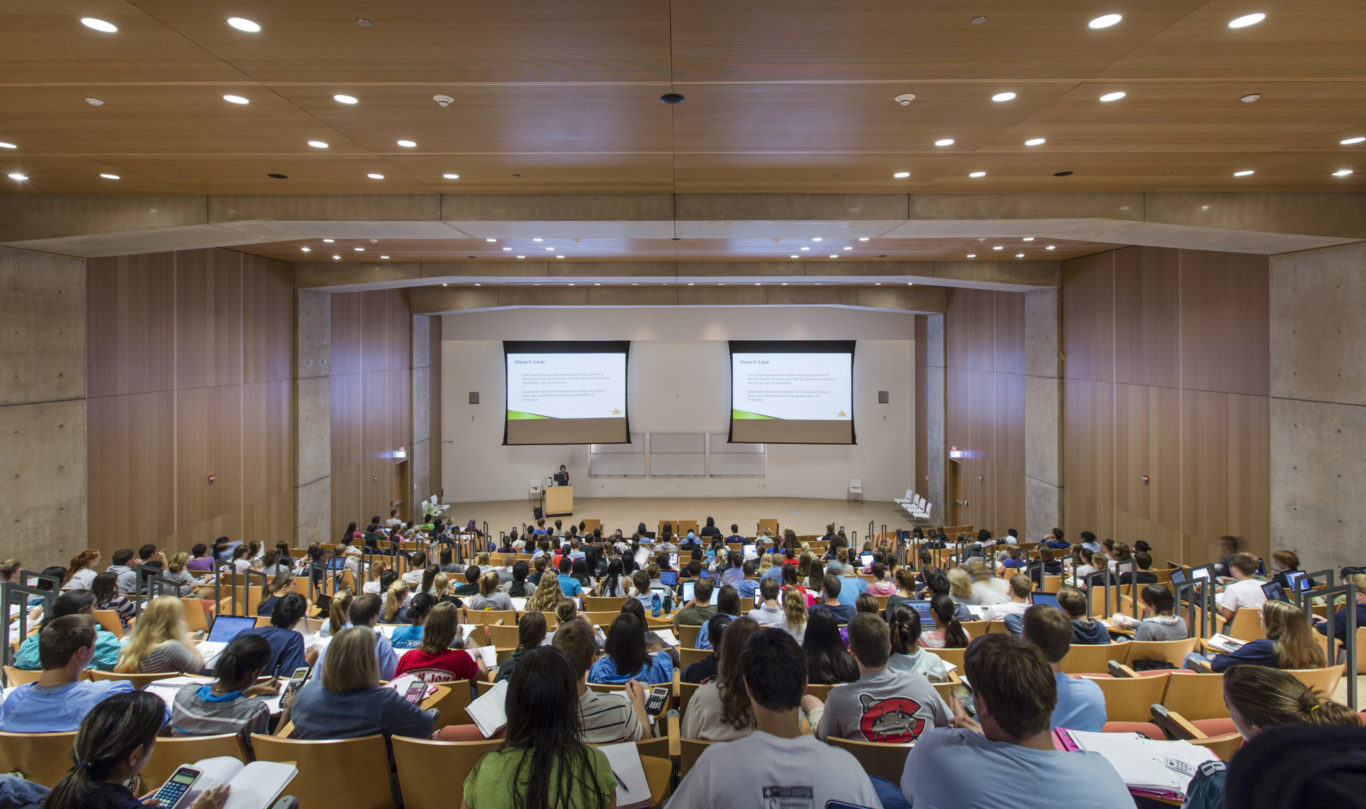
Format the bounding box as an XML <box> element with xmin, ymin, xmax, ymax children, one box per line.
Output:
<box><xmin>668</xmin><ymin>729</ymin><xmax>883</xmax><ymax>809</ymax></box>
<box><xmin>1220</xmin><ymin>578</ymin><xmax>1267</xmax><ymax>614</ymax></box>
<box><xmin>985</xmin><ymin>600</ymin><xmax>1030</xmax><ymax>621</ymax></box>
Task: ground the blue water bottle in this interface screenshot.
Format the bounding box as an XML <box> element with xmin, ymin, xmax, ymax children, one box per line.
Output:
<box><xmin>651</xmin><ymin>593</ymin><xmax>661</xmax><ymax>617</ymax></box>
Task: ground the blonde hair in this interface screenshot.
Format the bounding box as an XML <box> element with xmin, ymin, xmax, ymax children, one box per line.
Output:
<box><xmin>478</xmin><ymin>570</ymin><xmax>500</xmax><ymax>597</ymax></box>
<box><xmin>420</xmin><ymin>602</ymin><xmax>460</xmax><ymax>655</ymax></box>
<box><xmin>383</xmin><ymin>580</ymin><xmax>409</xmax><ymax>622</ymax></box>
<box><xmin>432</xmin><ymin>572</ymin><xmax>449</xmax><ymax>597</ymax></box>
<box><xmin>1264</xmin><ymin>600</ymin><xmax>1327</xmax><ymax>669</ymax></box>
<box><xmin>947</xmin><ymin>567</ymin><xmax>973</xmax><ymax>599</ymax></box>
<box><xmin>758</xmin><ymin>555</ymin><xmax>773</xmax><ymax>574</ymax></box>
<box><xmin>322</xmin><ymin>627</ymin><xmax>379</xmax><ymax>692</ymax></box>
<box><xmin>782</xmin><ymin>588</ymin><xmax>807</xmax><ymax>635</ymax></box>
<box><xmin>328</xmin><ymin>589</ymin><xmax>354</xmax><ymax>635</ymax></box>
<box><xmin>554</xmin><ymin>598</ymin><xmax>578</xmax><ymax>625</ymax></box>
<box><xmin>525</xmin><ymin>568</ymin><xmax>563</xmax><ymax>612</ymax></box>
<box><xmin>166</xmin><ymin>552</ymin><xmax>189</xmax><ymax>574</ymax></box>
<box><xmin>476</xmin><ymin>552</ymin><xmax>491</xmax><ymax>567</ymax></box>
<box><xmin>115</xmin><ymin>596</ymin><xmax>188</xmax><ymax>672</ymax></box>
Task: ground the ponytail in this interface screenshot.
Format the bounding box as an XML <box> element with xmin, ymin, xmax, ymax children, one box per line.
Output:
<box><xmin>62</xmin><ymin>550</ymin><xmax>99</xmax><ymax>585</ymax></box>
<box><xmin>213</xmin><ymin>633</ymin><xmax>272</xmax><ymax>688</ymax></box>
<box><xmin>47</xmin><ymin>691</ymin><xmax>164</xmax><ymax>809</ymax></box>
<box><xmin>1223</xmin><ymin>664</ymin><xmax>1359</xmax><ymax>730</ymax></box>
<box><xmin>931</xmin><ymin>593</ymin><xmax>969</xmax><ymax>648</ymax></box>
<box><xmin>328</xmin><ymin>589</ymin><xmax>354</xmax><ymax>635</ymax></box>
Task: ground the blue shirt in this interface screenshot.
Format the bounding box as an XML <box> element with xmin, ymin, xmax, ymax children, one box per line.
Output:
<box><xmin>736</xmin><ymin>579</ymin><xmax>760</xmax><ymax>600</ymax></box>
<box><xmin>760</xmin><ymin>566</ymin><xmax>783</xmax><ymax>584</ymax></box>
<box><xmin>288</xmin><ymin>682</ymin><xmax>434</xmax><ymax>740</ymax></box>
<box><xmin>557</xmin><ymin>573</ymin><xmax>583</xmax><ymax>597</ymax></box>
<box><xmin>239</xmin><ymin>625</ymin><xmax>308</xmax><ymax>676</ymax></box>
<box><xmin>315</xmin><ymin>627</ymin><xmax>399</xmax><ymax>680</ymax></box>
<box><xmin>834</xmin><ymin>576</ymin><xmax>867</xmax><ymax>607</ymax></box>
<box><xmin>12</xmin><ymin>628</ymin><xmax>121</xmax><ymax>672</ymax></box>
<box><xmin>0</xmin><ymin>680</ymin><xmax>140</xmax><ymax>732</ymax></box>
<box><xmin>1210</xmin><ymin>638</ymin><xmax>1279</xmax><ymax>672</ymax></box>
<box><xmin>1051</xmin><ymin>671</ymin><xmax>1106</xmax><ymax>732</ymax></box>
<box><xmin>389</xmin><ymin>625</ymin><xmax>424</xmax><ymax>650</ymax></box>
<box><xmin>696</xmin><ymin>613</ymin><xmax>739</xmax><ymax>650</ymax></box>
<box><xmin>588</xmin><ymin>650</ymin><xmax>674</xmax><ymax>685</ymax></box>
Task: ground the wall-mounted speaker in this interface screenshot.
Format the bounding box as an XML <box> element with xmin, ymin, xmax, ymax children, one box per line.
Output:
<box><xmin>468</xmin><ymin>391</ymin><xmax>479</xmax><ymax>404</ymax></box>
<box><xmin>878</xmin><ymin>390</ymin><xmax>890</xmax><ymax>404</ymax></box>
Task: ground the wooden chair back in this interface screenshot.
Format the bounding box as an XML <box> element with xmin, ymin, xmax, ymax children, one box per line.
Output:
<box><xmin>680</xmin><ymin>738</ymin><xmax>714</xmax><ymax>777</ymax></box>
<box><xmin>0</xmin><ymin>731</ymin><xmax>79</xmax><ymax>787</ymax></box>
<box><xmin>581</xmin><ymin>611</ymin><xmax>622</xmax><ymax>626</ymax></box>
<box><xmin>677</xmin><ymin>624</ymin><xmax>701</xmax><ymax>648</ymax></box>
<box><xmin>486</xmin><ymin>624</ymin><xmax>520</xmax><ymax>647</ymax></box>
<box><xmin>92</xmin><ymin>609</ymin><xmax>125</xmax><ymax>638</ymax></box>
<box><xmin>803</xmin><ymin>682</ymin><xmax>835</xmax><ymax>701</ymax></box>
<box><xmin>143</xmin><ymin>734</ymin><xmax>247</xmax><ymax>789</ymax></box>
<box><xmin>1225</xmin><ymin>608</ymin><xmax>1266</xmax><ymax>641</ymax></box>
<box><xmin>87</xmin><ymin>670</ymin><xmax>179</xmax><ymax>689</ymax></box>
<box><xmin>757</xmin><ymin>519</ymin><xmax>779</xmax><ymax>539</ymax></box>
<box><xmin>957</xmin><ymin>620</ymin><xmax>987</xmax><ymax>639</ymax></box>
<box><xmin>1081</xmin><ymin>674</ymin><xmax>1170</xmax><ymax>723</ymax></box>
<box><xmin>679</xmin><ymin>681</ymin><xmax>701</xmax><ymax>715</ymax></box>
<box><xmin>391</xmin><ymin>736</ymin><xmax>501</xmax><ymax>809</ymax></box>
<box><xmin>982</xmin><ymin>620</ymin><xmax>1010</xmax><ymax>636</ymax></box>
<box><xmin>250</xmin><ymin>733</ymin><xmax>394</xmax><ymax>809</ymax></box>
<box><xmin>1160</xmin><ymin>673</ymin><xmax>1230</xmax><ymax>720</ymax></box>
<box><xmin>181</xmin><ymin>598</ymin><xmax>212</xmax><ymax>632</ymax></box>
<box><xmin>1125</xmin><ymin>637</ymin><xmax>1198</xmax><ymax>667</ymax></box>
<box><xmin>1059</xmin><ymin>642</ymin><xmax>1129</xmax><ymax>675</ymax></box>
<box><xmin>2</xmin><ymin>666</ymin><xmax>41</xmax><ymax>686</ymax></box>
<box><xmin>826</xmin><ymin>736</ymin><xmax>914</xmax><ymax>783</ymax></box>
<box><xmin>424</xmin><ymin>681</ymin><xmax>475</xmax><ymax>727</ymax></box>
<box><xmin>678</xmin><ymin>647</ymin><xmax>710</xmax><ymax>671</ymax></box>
<box><xmin>1358</xmin><ymin>627</ymin><xmax>1366</xmax><ymax>675</ymax></box>
<box><xmin>1286</xmin><ymin>665</ymin><xmax>1345</xmax><ymax>696</ymax></box>
<box><xmin>464</xmin><ymin>609</ymin><xmax>517</xmax><ymax>626</ymax></box>
<box><xmin>932</xmin><ymin>646</ymin><xmax>967</xmax><ymax>669</ymax></box>
<box><xmin>640</xmin><ymin>755</ymin><xmax>673</xmax><ymax>807</ymax></box>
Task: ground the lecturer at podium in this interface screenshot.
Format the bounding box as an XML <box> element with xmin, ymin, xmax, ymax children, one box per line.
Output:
<box><xmin>553</xmin><ymin>464</ymin><xmax>570</xmax><ymax>486</ymax></box>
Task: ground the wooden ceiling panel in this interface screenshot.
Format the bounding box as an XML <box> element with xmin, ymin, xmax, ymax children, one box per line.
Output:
<box><xmin>671</xmin><ymin>0</ymin><xmax>1206</xmax><ymax>82</ymax></box>
<box><xmin>132</xmin><ymin>0</ymin><xmax>671</xmax><ymax>83</ymax></box>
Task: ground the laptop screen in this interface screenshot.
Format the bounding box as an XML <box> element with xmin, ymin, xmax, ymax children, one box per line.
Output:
<box><xmin>1190</xmin><ymin>566</ymin><xmax>1211</xmax><ymax>581</ymax></box>
<box><xmin>659</xmin><ymin>570</ymin><xmax>678</xmax><ymax>587</ymax></box>
<box><xmin>326</xmin><ymin>556</ymin><xmax>347</xmax><ymax>571</ymax></box>
<box><xmin>1169</xmin><ymin>568</ymin><xmax>1188</xmax><ymax>587</ymax></box>
<box><xmin>1284</xmin><ymin>570</ymin><xmax>1309</xmax><ymax>592</ymax></box>
<box><xmin>1031</xmin><ymin>592</ymin><xmax>1059</xmax><ymax>610</ymax></box>
<box><xmin>860</xmin><ymin>553</ymin><xmax>874</xmax><ymax>568</ymax></box>
<box><xmin>207</xmin><ymin>614</ymin><xmax>257</xmax><ymax>643</ymax></box>
<box><xmin>909</xmin><ymin>600</ymin><xmax>936</xmax><ymax>630</ymax></box>
<box><xmin>1262</xmin><ymin>581</ymin><xmax>1290</xmax><ymax>602</ymax></box>
<box><xmin>668</xmin><ymin>553</ymin><xmax>679</xmax><ymax>568</ymax></box>
<box><xmin>679</xmin><ymin>580</ymin><xmax>719</xmax><ymax>605</ymax></box>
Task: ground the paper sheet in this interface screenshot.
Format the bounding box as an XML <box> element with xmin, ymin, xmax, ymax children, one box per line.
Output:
<box><xmin>596</xmin><ymin>742</ymin><xmax>651</xmax><ymax>809</ymax></box>
<box><xmin>465</xmin><ymin>679</ymin><xmax>508</xmax><ymax>738</ymax></box>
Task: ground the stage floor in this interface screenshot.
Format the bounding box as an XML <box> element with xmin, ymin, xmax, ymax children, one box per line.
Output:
<box><xmin>438</xmin><ymin>496</ymin><xmax>918</xmax><ymax>542</ymax></box>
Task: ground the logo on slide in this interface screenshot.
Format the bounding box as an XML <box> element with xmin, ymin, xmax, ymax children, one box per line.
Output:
<box><xmin>858</xmin><ymin>694</ymin><xmax>926</xmax><ymax>743</ymax></box>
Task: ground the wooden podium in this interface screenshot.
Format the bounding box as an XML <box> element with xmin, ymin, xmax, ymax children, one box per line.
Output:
<box><xmin>544</xmin><ymin>485</ymin><xmax>574</xmax><ymax>517</ymax></box>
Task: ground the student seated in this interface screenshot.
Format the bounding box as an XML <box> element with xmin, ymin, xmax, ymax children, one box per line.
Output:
<box><xmin>462</xmin><ymin>646</ymin><xmax>618</xmax><ymax>809</ymax></box>
<box><xmin>748</xmin><ymin>577</ymin><xmax>787</xmax><ymax>632</ymax></box>
<box><xmin>682</xmin><ymin>617</ymin><xmax>761</xmax><ymax>741</ymax></box>
<box><xmin>1217</xmin><ymin>552</ymin><xmax>1267</xmax><ymax>626</ymax></box>
<box><xmin>696</xmin><ymin>585</ymin><xmax>742</xmax><ymax>650</ymax></box>
<box><xmin>552</xmin><ymin>620</ymin><xmax>648</xmax><ymax>743</ymax></box>
<box><xmin>10</xmin><ymin>591</ymin><xmax>120</xmax><ymax>671</ymax></box>
<box><xmin>984</xmin><ymin>574</ymin><xmax>1032</xmax><ymax>622</ymax></box>
<box><xmin>807</xmin><ymin>574</ymin><xmax>856</xmax><ymax>623</ymax></box>
<box><xmin>1181</xmin><ymin>664</ymin><xmax>1361</xmax><ymax>808</ymax></box>
<box><xmin>1314</xmin><ymin>572</ymin><xmax>1366</xmax><ymax>644</ymax></box>
<box><xmin>1056</xmin><ymin>587</ymin><xmax>1110</xmax><ymax>645</ymax></box>
<box><xmin>1188</xmin><ymin>600</ymin><xmax>1326</xmax><ymax>673</ymax></box>
<box><xmin>588</xmin><ymin>613</ymin><xmax>675</xmax><ymax>684</ymax></box>
<box><xmin>1109</xmin><ymin>583</ymin><xmax>1188</xmax><ymax>641</ymax></box>
<box><xmin>389</xmin><ymin>593</ymin><xmax>435</xmax><ymax>650</ymax></box>
<box><xmin>1117</xmin><ymin>551</ymin><xmax>1158</xmax><ymax>585</ymax></box>
<box><xmin>683</xmin><ymin>614</ymin><xmax>730</xmax><ymax>684</ymax></box>
<box><xmin>393</xmin><ymin>602</ymin><xmax>485</xmax><ymax>683</ymax></box>
<box><xmin>809</xmin><ymin>613</ymin><xmax>951</xmax><ymax>743</ymax></box>
<box><xmin>555</xmin><ymin>556</ymin><xmax>583</xmax><ymax>598</ymax></box>
<box><xmin>238</xmin><ymin>592</ymin><xmax>310</xmax><ymax>674</ymax></box>
<box><xmin>802</xmin><ymin>608</ymin><xmax>859</xmax><ymax>685</ymax></box>
<box><xmin>673</xmin><ymin>578</ymin><xmax>718</xmax><ymax>628</ymax></box>
<box><xmin>1020</xmin><ymin>605</ymin><xmax>1106</xmax><ymax>733</ymax></box>
<box><xmin>114</xmin><ymin>596</ymin><xmax>204</xmax><ymax>674</ymax></box>
<box><xmin>669</xmin><ymin>628</ymin><xmax>883</xmax><ymax>809</ymax></box>
<box><xmin>886</xmin><ymin>603</ymin><xmax>952</xmax><ymax>682</ymax></box>
<box><xmin>0</xmin><ymin>615</ymin><xmax>139</xmax><ymax>732</ymax></box>
<box><xmin>313</xmin><ymin>593</ymin><xmax>399</xmax><ymax>680</ymax></box>
<box><xmin>885</xmin><ymin>634</ymin><xmax>1132</xmax><ymax>809</ymax></box>
<box><xmin>254</xmin><ymin>571</ymin><xmax>295</xmax><ymax>617</ymax></box>
<box><xmin>44</xmin><ymin>691</ymin><xmax>228</xmax><ymax>809</ymax></box>
<box><xmin>170</xmin><ymin>634</ymin><xmax>276</xmax><ymax>737</ymax></box>
<box><xmin>284</xmin><ymin>626</ymin><xmax>434</xmax><ymax>739</ymax></box>
<box><xmin>495</xmin><ymin>611</ymin><xmax>546</xmax><ymax>684</ymax></box>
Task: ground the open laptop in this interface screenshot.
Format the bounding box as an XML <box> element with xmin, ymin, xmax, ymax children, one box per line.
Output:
<box><xmin>1282</xmin><ymin>569</ymin><xmax>1309</xmax><ymax>593</ymax></box>
<box><xmin>206</xmin><ymin>614</ymin><xmax>257</xmax><ymax>643</ymax></box>
<box><xmin>1262</xmin><ymin>581</ymin><xmax>1290</xmax><ymax>602</ymax></box>
<box><xmin>860</xmin><ymin>553</ymin><xmax>874</xmax><ymax>568</ymax></box>
<box><xmin>326</xmin><ymin>556</ymin><xmax>347</xmax><ymax>572</ymax></box>
<box><xmin>1030</xmin><ymin>592</ymin><xmax>1059</xmax><ymax>610</ymax></box>
<box><xmin>908</xmin><ymin>599</ymin><xmax>936</xmax><ymax>630</ymax></box>
<box><xmin>680</xmin><ymin>580</ymin><xmax>720</xmax><ymax>606</ymax></box>
<box><xmin>659</xmin><ymin>570</ymin><xmax>678</xmax><ymax>588</ymax></box>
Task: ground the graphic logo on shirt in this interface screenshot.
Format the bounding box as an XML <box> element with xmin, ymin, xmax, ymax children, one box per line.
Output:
<box><xmin>858</xmin><ymin>694</ymin><xmax>925</xmax><ymax>743</ymax></box>
<box><xmin>407</xmin><ymin>667</ymin><xmax>455</xmax><ymax>684</ymax></box>
<box><xmin>762</xmin><ymin>785</ymin><xmax>813</xmax><ymax>809</ymax></box>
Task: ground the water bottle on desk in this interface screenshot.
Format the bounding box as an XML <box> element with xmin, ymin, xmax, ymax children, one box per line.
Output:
<box><xmin>651</xmin><ymin>593</ymin><xmax>661</xmax><ymax>618</ymax></box>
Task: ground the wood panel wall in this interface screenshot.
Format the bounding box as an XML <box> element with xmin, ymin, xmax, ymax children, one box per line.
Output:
<box><xmin>942</xmin><ymin>290</ymin><xmax>1028</xmax><ymax>536</ymax></box>
<box><xmin>1062</xmin><ymin>246</ymin><xmax>1270</xmax><ymax>565</ymax></box>
<box><xmin>329</xmin><ymin>290</ymin><xmax>412</xmax><ymax>539</ymax></box>
<box><xmin>87</xmin><ymin>249</ymin><xmax>294</xmax><ymax>557</ymax></box>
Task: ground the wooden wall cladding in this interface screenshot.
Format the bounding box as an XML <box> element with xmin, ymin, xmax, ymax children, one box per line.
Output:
<box><xmin>86</xmin><ymin>249</ymin><xmax>294</xmax><ymax>556</ymax></box>
<box><xmin>329</xmin><ymin>289</ymin><xmax>412</xmax><ymax>539</ymax></box>
<box><xmin>942</xmin><ymin>289</ymin><xmax>1027</xmax><ymax>536</ymax></box>
<box><xmin>1059</xmin><ymin>246</ymin><xmax>1270</xmax><ymax>565</ymax></box>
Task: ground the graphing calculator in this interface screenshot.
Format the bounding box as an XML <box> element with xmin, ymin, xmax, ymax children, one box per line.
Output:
<box><xmin>404</xmin><ymin>680</ymin><xmax>429</xmax><ymax>704</ymax></box>
<box><xmin>644</xmin><ymin>685</ymin><xmax>670</xmax><ymax>716</ymax></box>
<box><xmin>147</xmin><ymin>766</ymin><xmax>201</xmax><ymax>809</ymax></box>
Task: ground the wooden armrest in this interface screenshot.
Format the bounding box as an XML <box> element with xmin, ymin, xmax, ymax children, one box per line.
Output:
<box><xmin>1108</xmin><ymin>661</ymin><xmax>1138</xmax><ymax>678</ymax></box>
<box><xmin>672</xmin><ymin>667</ymin><xmax>680</xmax><ymax>705</ymax></box>
<box><xmin>1150</xmin><ymin>705</ymin><xmax>1202</xmax><ymax>740</ymax></box>
<box><xmin>667</xmin><ymin>713</ymin><xmax>681</xmax><ymax>759</ymax></box>
<box><xmin>276</xmin><ymin>721</ymin><xmax>295</xmax><ymax>738</ymax></box>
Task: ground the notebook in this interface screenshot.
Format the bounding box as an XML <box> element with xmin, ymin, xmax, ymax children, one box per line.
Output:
<box><xmin>466</xmin><ymin>679</ymin><xmax>509</xmax><ymax>737</ymax></box>
<box><xmin>1206</xmin><ymin>633</ymin><xmax>1246</xmax><ymax>654</ymax></box>
<box><xmin>596</xmin><ymin>742</ymin><xmax>652</xmax><ymax>809</ymax></box>
<box><xmin>1056</xmin><ymin>730</ymin><xmax>1220</xmax><ymax>801</ymax></box>
<box><xmin>181</xmin><ymin>757</ymin><xmax>296</xmax><ymax>809</ymax></box>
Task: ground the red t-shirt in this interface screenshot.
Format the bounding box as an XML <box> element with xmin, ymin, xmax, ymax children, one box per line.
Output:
<box><xmin>393</xmin><ymin>648</ymin><xmax>478</xmax><ymax>683</ymax></box>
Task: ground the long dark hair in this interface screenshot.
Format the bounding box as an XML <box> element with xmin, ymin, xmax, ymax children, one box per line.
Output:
<box><xmin>603</xmin><ymin>613</ymin><xmax>647</xmax><ymax>676</ymax></box>
<box><xmin>508</xmin><ymin>561</ymin><xmax>529</xmax><ymax>597</ymax></box>
<box><xmin>340</xmin><ymin>522</ymin><xmax>357</xmax><ymax>544</ymax></box>
<box><xmin>213</xmin><ymin>633</ymin><xmax>272</xmax><ymax>690</ymax></box>
<box><xmin>600</xmin><ymin>558</ymin><xmax>624</xmax><ymax>598</ymax></box>
<box><xmin>90</xmin><ymin>571</ymin><xmax>119</xmax><ymax>607</ymax></box>
<box><xmin>888</xmin><ymin>603</ymin><xmax>924</xmax><ymax>655</ymax></box>
<box><xmin>718</xmin><ymin>617</ymin><xmax>761</xmax><ymax>731</ymax></box>
<box><xmin>517</xmin><ymin>611</ymin><xmax>547</xmax><ymax>652</ymax></box>
<box><xmin>473</xmin><ymin>646</ymin><xmax>610</xmax><ymax>809</ymax></box>
<box><xmin>802</xmin><ymin>609</ymin><xmax>858</xmax><ymax>685</ymax></box>
<box><xmin>930</xmin><ymin>593</ymin><xmax>969</xmax><ymax>648</ymax></box>
<box><xmin>46</xmin><ymin>691</ymin><xmax>164</xmax><ymax>809</ymax></box>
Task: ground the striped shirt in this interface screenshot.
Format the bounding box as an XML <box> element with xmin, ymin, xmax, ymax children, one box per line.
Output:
<box><xmin>578</xmin><ymin>688</ymin><xmax>645</xmax><ymax>744</ymax></box>
<box><xmin>170</xmin><ymin>683</ymin><xmax>270</xmax><ymax>737</ymax></box>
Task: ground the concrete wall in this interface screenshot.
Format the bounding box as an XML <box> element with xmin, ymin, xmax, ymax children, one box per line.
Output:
<box><xmin>0</xmin><ymin>246</ymin><xmax>87</xmax><ymax>565</ymax></box>
<box><xmin>440</xmin><ymin>307</ymin><xmax>915</xmax><ymax>504</ymax></box>
<box><xmin>1270</xmin><ymin>242</ymin><xmax>1366</xmax><ymax>571</ymax></box>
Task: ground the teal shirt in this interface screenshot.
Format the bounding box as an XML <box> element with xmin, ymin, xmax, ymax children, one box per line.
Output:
<box><xmin>12</xmin><ymin>627</ymin><xmax>122</xmax><ymax>671</ymax></box>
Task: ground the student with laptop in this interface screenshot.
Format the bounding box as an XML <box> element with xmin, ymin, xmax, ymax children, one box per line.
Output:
<box><xmin>1218</xmin><ymin>553</ymin><xmax>1268</xmax><ymax>626</ymax></box>
<box><xmin>0</xmin><ymin>615</ymin><xmax>138</xmax><ymax>732</ymax></box>
<box><xmin>238</xmin><ymin>593</ymin><xmax>311</xmax><ymax>675</ymax></box>
<box><xmin>1314</xmin><ymin>572</ymin><xmax>1366</xmax><ymax>644</ymax></box>
<box><xmin>886</xmin><ymin>603</ymin><xmax>952</xmax><ymax>682</ymax></box>
<box><xmin>114</xmin><ymin>596</ymin><xmax>203</xmax><ymax>674</ymax></box>
<box><xmin>674</xmin><ymin>578</ymin><xmax>718</xmax><ymax>628</ymax></box>
<box><xmin>696</xmin><ymin>585</ymin><xmax>742</xmax><ymax>650</ymax></box>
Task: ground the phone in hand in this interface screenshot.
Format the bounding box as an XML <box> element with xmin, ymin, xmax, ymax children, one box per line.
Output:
<box><xmin>644</xmin><ymin>685</ymin><xmax>670</xmax><ymax>716</ymax></box>
<box><xmin>146</xmin><ymin>766</ymin><xmax>201</xmax><ymax>809</ymax></box>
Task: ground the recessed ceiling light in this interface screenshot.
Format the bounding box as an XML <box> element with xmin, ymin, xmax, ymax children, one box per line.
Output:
<box><xmin>99</xmin><ymin>172</ymin><xmax>120</xmax><ymax>180</ymax></box>
<box><xmin>0</xmin><ymin>141</ymin><xmax>15</xmax><ymax>149</ymax></box>
<box><xmin>1023</xmin><ymin>236</ymin><xmax>1035</xmax><ymax>242</ymax></box>
<box><xmin>442</xmin><ymin>283</ymin><xmax>449</xmax><ymax>287</ymax></box>
<box><xmin>1240</xmin><ymin>93</ymin><xmax>1261</xmax><ymax>104</ymax></box>
<box><xmin>332</xmin><ymin>255</ymin><xmax>341</xmax><ymax>261</ymax></box>
<box><xmin>333</xmin><ymin>94</ymin><xmax>359</xmax><ymax>105</ymax></box>
<box><xmin>300</xmin><ymin>247</ymin><xmax>311</xmax><ymax>253</ymax></box>
<box><xmin>356</xmin><ymin>18</ymin><xmax>373</xmax><ymax>27</ymax></box>
<box><xmin>396</xmin><ymin>139</ymin><xmax>417</xmax><ymax>148</ymax></box>
<box><xmin>1099</xmin><ymin>91</ymin><xmax>1126</xmax><ymax>102</ymax></box>
<box><xmin>7</xmin><ymin>172</ymin><xmax>28</xmax><ymax>181</ymax></box>
<box><xmin>829</xmin><ymin>254</ymin><xmax>838</xmax><ymax>259</ymax></box>
<box><xmin>227</xmin><ymin>17</ymin><xmax>261</xmax><ymax>33</ymax></box>
<box><xmin>967</xmin><ymin>253</ymin><xmax>977</xmax><ymax>258</ymax></box>
<box><xmin>354</xmin><ymin>247</ymin><xmax>364</xmax><ymax>252</ymax></box>
<box><xmin>800</xmin><ymin>247</ymin><xmax>810</xmax><ymax>252</ymax></box>
<box><xmin>1233</xmin><ymin>169</ymin><xmax>1255</xmax><ymax>176</ymax></box>
<box><xmin>307</xmin><ymin>140</ymin><xmax>329</xmax><ymax>149</ymax></box>
<box><xmin>969</xmin><ymin>171</ymin><xmax>987</xmax><ymax>178</ymax></box>
<box><xmin>80</xmin><ymin>17</ymin><xmax>118</xmax><ymax>33</ymax></box>
<box><xmin>991</xmin><ymin>91</ymin><xmax>1017</xmax><ymax>102</ymax></box>
<box><xmin>545</xmin><ymin>247</ymin><xmax>555</xmax><ymax>252</ymax></box>
<box><xmin>557</xmin><ymin>255</ymin><xmax>566</xmax><ymax>259</ymax></box>
<box><xmin>1088</xmin><ymin>13</ymin><xmax>1122</xmax><ymax>29</ymax></box>
<box><xmin>485</xmin><ymin>238</ymin><xmax>497</xmax><ymax>243</ymax></box>
<box><xmin>934</xmin><ymin>138</ymin><xmax>956</xmax><ymax>147</ymax></box>
<box><xmin>754</xmin><ymin>282</ymin><xmax>761</xmax><ymax>286</ymax></box>
<box><xmin>1016</xmin><ymin>253</ymin><xmax>1025</xmax><ymax>258</ymax></box>
<box><xmin>1228</xmin><ymin>12</ymin><xmax>1266</xmax><ymax>28</ymax></box>
<box><xmin>84</xmin><ymin>97</ymin><xmax>105</xmax><ymax>106</ymax></box>
<box><xmin>366</xmin><ymin>173</ymin><xmax>384</xmax><ymax>179</ymax></box>
<box><xmin>811</xmin><ymin>237</ymin><xmax>823</xmax><ymax>242</ymax></box>
<box><xmin>1341</xmin><ymin>137</ymin><xmax>1365</xmax><ymax>146</ymax></box>
<box><xmin>1025</xmin><ymin>138</ymin><xmax>1047</xmax><ymax>147</ymax></box>
<box><xmin>892</xmin><ymin>171</ymin><xmax>911</xmax><ymax>179</ymax></box>
<box><xmin>1046</xmin><ymin>245</ymin><xmax>1057</xmax><ymax>251</ymax></box>
<box><xmin>874</xmin><ymin>282</ymin><xmax>882</xmax><ymax>286</ymax></box>
<box><xmin>790</xmin><ymin>254</ymin><xmax>799</xmax><ymax>259</ymax></box>
<box><xmin>502</xmin><ymin>247</ymin><xmax>512</xmax><ymax>251</ymax></box>
<box><xmin>858</xmin><ymin>236</ymin><xmax>870</xmax><ymax>241</ymax></box>
<box><xmin>533</xmin><ymin>237</ymin><xmax>543</xmax><ymax>242</ymax></box>
<box><xmin>223</xmin><ymin>94</ymin><xmax>250</xmax><ymax>105</ymax></box>
<box><xmin>517</xmin><ymin>255</ymin><xmax>526</xmax><ymax>259</ymax></box>
<box><xmin>322</xmin><ymin>238</ymin><xmax>334</xmax><ymax>243</ymax></box>
<box><xmin>443</xmin><ymin>173</ymin><xmax>460</xmax><ymax>180</ymax></box>
<box><xmin>842</xmin><ymin>246</ymin><xmax>853</xmax><ymax>251</ymax></box>
<box><xmin>1333</xmin><ymin>169</ymin><xmax>1355</xmax><ymax>177</ymax></box>
<box><xmin>993</xmin><ymin>245</ymin><xmax>1004</xmax><ymax>251</ymax></box>
<box><xmin>970</xmin><ymin>15</ymin><xmax>987</xmax><ymax>25</ymax></box>
<box><xmin>381</xmin><ymin>255</ymin><xmax>390</xmax><ymax>259</ymax></box>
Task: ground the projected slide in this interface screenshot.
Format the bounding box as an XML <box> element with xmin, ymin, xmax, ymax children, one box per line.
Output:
<box><xmin>504</xmin><ymin>341</ymin><xmax>630</xmax><ymax>445</ymax></box>
<box><xmin>729</xmin><ymin>341</ymin><xmax>855</xmax><ymax>444</ymax></box>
